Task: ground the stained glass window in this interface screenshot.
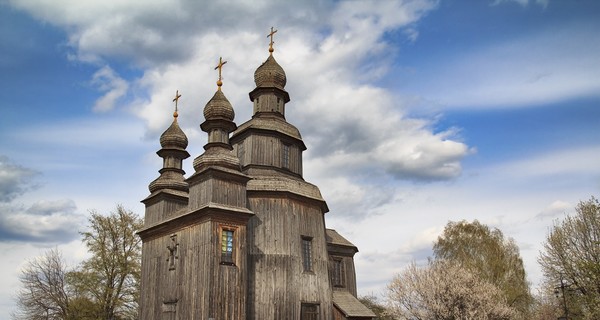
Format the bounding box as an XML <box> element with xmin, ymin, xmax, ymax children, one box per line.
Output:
<box><xmin>221</xmin><ymin>229</ymin><xmax>234</xmax><ymax>264</ymax></box>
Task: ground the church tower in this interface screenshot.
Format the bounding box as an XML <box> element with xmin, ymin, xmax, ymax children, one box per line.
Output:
<box><xmin>139</xmin><ymin>28</ymin><xmax>374</xmax><ymax>320</ymax></box>
<box><xmin>139</xmin><ymin>60</ymin><xmax>253</xmax><ymax>319</ymax></box>
<box><xmin>229</xmin><ymin>28</ymin><xmax>333</xmax><ymax>319</ymax></box>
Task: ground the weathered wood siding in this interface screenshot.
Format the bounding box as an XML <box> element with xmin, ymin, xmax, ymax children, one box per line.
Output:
<box><xmin>143</xmin><ymin>194</ymin><xmax>188</xmax><ymax>227</ymax></box>
<box><xmin>328</xmin><ymin>255</ymin><xmax>358</xmax><ymax>297</ymax></box>
<box><xmin>188</xmin><ymin>175</ymin><xmax>248</xmax><ymax>210</ymax></box>
<box><xmin>333</xmin><ymin>306</ymin><xmax>346</xmax><ymax>320</ymax></box>
<box><xmin>139</xmin><ymin>217</ymin><xmax>248</xmax><ymax>320</ymax></box>
<box><xmin>246</xmin><ymin>195</ymin><xmax>332</xmax><ymax>320</ymax></box>
<box><xmin>234</xmin><ymin>133</ymin><xmax>302</xmax><ymax>176</ymax></box>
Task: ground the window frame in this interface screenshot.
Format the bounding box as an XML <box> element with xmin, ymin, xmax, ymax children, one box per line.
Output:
<box><xmin>332</xmin><ymin>257</ymin><xmax>346</xmax><ymax>288</ymax></box>
<box><xmin>220</xmin><ymin>226</ymin><xmax>237</xmax><ymax>266</ymax></box>
<box><xmin>301</xmin><ymin>236</ymin><xmax>313</xmax><ymax>272</ymax></box>
<box><xmin>300</xmin><ymin>303</ymin><xmax>320</xmax><ymax>320</ymax></box>
<box><xmin>282</xmin><ymin>143</ymin><xmax>290</xmax><ymax>169</ymax></box>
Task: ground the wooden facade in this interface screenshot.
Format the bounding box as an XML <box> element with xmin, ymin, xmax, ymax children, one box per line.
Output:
<box><xmin>138</xmin><ymin>47</ymin><xmax>374</xmax><ymax>319</ymax></box>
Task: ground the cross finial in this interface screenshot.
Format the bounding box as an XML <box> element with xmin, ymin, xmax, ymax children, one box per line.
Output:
<box><xmin>267</xmin><ymin>27</ymin><xmax>278</xmax><ymax>54</ymax></box>
<box><xmin>214</xmin><ymin>57</ymin><xmax>227</xmax><ymax>90</ymax></box>
<box><xmin>172</xmin><ymin>90</ymin><xmax>181</xmax><ymax>119</ymax></box>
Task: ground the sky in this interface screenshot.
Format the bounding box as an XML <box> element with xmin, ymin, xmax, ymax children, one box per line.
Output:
<box><xmin>1</xmin><ymin>0</ymin><xmax>599</xmax><ymax>316</ymax></box>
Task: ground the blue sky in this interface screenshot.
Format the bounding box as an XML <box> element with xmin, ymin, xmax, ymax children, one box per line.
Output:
<box><xmin>1</xmin><ymin>0</ymin><xmax>599</xmax><ymax>317</ymax></box>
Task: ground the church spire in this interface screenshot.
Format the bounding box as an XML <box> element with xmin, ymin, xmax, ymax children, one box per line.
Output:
<box><xmin>148</xmin><ymin>91</ymin><xmax>190</xmax><ymax>194</ymax></box>
<box><xmin>192</xmin><ymin>57</ymin><xmax>239</xmax><ymax>172</ymax></box>
<box><xmin>214</xmin><ymin>57</ymin><xmax>227</xmax><ymax>90</ymax></box>
<box><xmin>267</xmin><ymin>26</ymin><xmax>277</xmax><ymax>55</ymax></box>
<box><xmin>249</xmin><ymin>27</ymin><xmax>290</xmax><ymax>117</ymax></box>
<box><xmin>172</xmin><ymin>90</ymin><xmax>181</xmax><ymax>118</ymax></box>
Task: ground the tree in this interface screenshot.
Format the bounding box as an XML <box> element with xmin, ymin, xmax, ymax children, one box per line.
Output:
<box><xmin>538</xmin><ymin>196</ymin><xmax>600</xmax><ymax>319</ymax></box>
<box><xmin>529</xmin><ymin>279</ymin><xmax>562</xmax><ymax>320</ymax></box>
<box><xmin>386</xmin><ymin>260</ymin><xmax>516</xmax><ymax>320</ymax></box>
<box><xmin>71</xmin><ymin>205</ymin><xmax>143</xmax><ymax>320</ymax></box>
<box><xmin>13</xmin><ymin>205</ymin><xmax>143</xmax><ymax>320</ymax></box>
<box><xmin>13</xmin><ymin>249</ymin><xmax>73</xmax><ymax>320</ymax></box>
<box><xmin>359</xmin><ymin>295</ymin><xmax>394</xmax><ymax>320</ymax></box>
<box><xmin>433</xmin><ymin>220</ymin><xmax>533</xmax><ymax>318</ymax></box>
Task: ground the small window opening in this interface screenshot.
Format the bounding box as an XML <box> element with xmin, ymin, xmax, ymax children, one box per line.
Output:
<box><xmin>301</xmin><ymin>236</ymin><xmax>313</xmax><ymax>272</ymax></box>
<box><xmin>301</xmin><ymin>303</ymin><xmax>320</xmax><ymax>320</ymax></box>
<box><xmin>221</xmin><ymin>229</ymin><xmax>235</xmax><ymax>265</ymax></box>
<box><xmin>282</xmin><ymin>144</ymin><xmax>290</xmax><ymax>169</ymax></box>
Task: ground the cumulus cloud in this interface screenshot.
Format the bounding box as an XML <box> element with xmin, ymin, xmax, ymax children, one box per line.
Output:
<box><xmin>491</xmin><ymin>0</ymin><xmax>549</xmax><ymax>8</ymax></box>
<box><xmin>6</xmin><ymin>0</ymin><xmax>471</xmax><ymax>185</ymax></box>
<box><xmin>91</xmin><ymin>66</ymin><xmax>129</xmax><ymax>112</ymax></box>
<box><xmin>535</xmin><ymin>200</ymin><xmax>570</xmax><ymax>220</ymax></box>
<box><xmin>0</xmin><ymin>155</ymin><xmax>39</xmax><ymax>202</ymax></box>
<box><xmin>0</xmin><ymin>158</ymin><xmax>85</xmax><ymax>244</ymax></box>
<box><xmin>0</xmin><ymin>199</ymin><xmax>84</xmax><ymax>243</ymax></box>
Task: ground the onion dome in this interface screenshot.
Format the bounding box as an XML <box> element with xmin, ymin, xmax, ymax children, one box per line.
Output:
<box><xmin>203</xmin><ymin>89</ymin><xmax>235</xmax><ymax>121</ymax></box>
<box><xmin>159</xmin><ymin>115</ymin><xmax>188</xmax><ymax>150</ymax></box>
<box><xmin>254</xmin><ymin>54</ymin><xmax>287</xmax><ymax>90</ymax></box>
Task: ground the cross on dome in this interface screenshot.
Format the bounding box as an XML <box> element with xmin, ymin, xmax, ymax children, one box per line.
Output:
<box><xmin>214</xmin><ymin>57</ymin><xmax>227</xmax><ymax>90</ymax></box>
<box><xmin>268</xmin><ymin>27</ymin><xmax>277</xmax><ymax>54</ymax></box>
<box><xmin>172</xmin><ymin>90</ymin><xmax>181</xmax><ymax>118</ymax></box>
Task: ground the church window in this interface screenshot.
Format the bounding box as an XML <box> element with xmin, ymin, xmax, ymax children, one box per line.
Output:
<box><xmin>221</xmin><ymin>228</ymin><xmax>235</xmax><ymax>265</ymax></box>
<box><xmin>301</xmin><ymin>236</ymin><xmax>313</xmax><ymax>272</ymax></box>
<box><xmin>282</xmin><ymin>143</ymin><xmax>290</xmax><ymax>169</ymax></box>
<box><xmin>162</xmin><ymin>300</ymin><xmax>177</xmax><ymax>320</ymax></box>
<box><xmin>332</xmin><ymin>258</ymin><xmax>345</xmax><ymax>287</ymax></box>
<box><xmin>301</xmin><ymin>303</ymin><xmax>320</xmax><ymax>320</ymax></box>
<box><xmin>237</xmin><ymin>143</ymin><xmax>245</xmax><ymax>161</ymax></box>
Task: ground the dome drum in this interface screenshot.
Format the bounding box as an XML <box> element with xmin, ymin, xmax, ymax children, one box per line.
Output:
<box><xmin>249</xmin><ymin>86</ymin><xmax>290</xmax><ymax>104</ymax></box>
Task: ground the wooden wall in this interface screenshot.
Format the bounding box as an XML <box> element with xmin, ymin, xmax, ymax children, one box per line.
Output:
<box><xmin>246</xmin><ymin>194</ymin><xmax>332</xmax><ymax>319</ymax></box>
<box><xmin>139</xmin><ymin>215</ymin><xmax>248</xmax><ymax>320</ymax></box>
<box><xmin>234</xmin><ymin>132</ymin><xmax>302</xmax><ymax>176</ymax></box>
<box><xmin>143</xmin><ymin>193</ymin><xmax>188</xmax><ymax>227</ymax></box>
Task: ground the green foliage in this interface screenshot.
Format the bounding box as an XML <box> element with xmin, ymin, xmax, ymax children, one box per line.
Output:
<box><xmin>358</xmin><ymin>295</ymin><xmax>394</xmax><ymax>320</ymax></box>
<box><xmin>433</xmin><ymin>220</ymin><xmax>533</xmax><ymax>318</ymax></box>
<box><xmin>74</xmin><ymin>205</ymin><xmax>143</xmax><ymax>320</ymax></box>
<box><xmin>13</xmin><ymin>205</ymin><xmax>142</xmax><ymax>320</ymax></box>
<box><xmin>529</xmin><ymin>279</ymin><xmax>563</xmax><ymax>320</ymax></box>
<box><xmin>539</xmin><ymin>196</ymin><xmax>600</xmax><ymax>320</ymax></box>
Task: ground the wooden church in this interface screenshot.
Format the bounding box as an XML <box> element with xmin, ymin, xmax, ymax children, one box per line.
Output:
<box><xmin>137</xmin><ymin>29</ymin><xmax>376</xmax><ymax>320</ymax></box>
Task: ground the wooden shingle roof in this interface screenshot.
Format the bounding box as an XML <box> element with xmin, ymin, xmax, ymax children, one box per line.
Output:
<box><xmin>326</xmin><ymin>229</ymin><xmax>357</xmax><ymax>249</ymax></box>
<box><xmin>333</xmin><ymin>291</ymin><xmax>376</xmax><ymax>318</ymax></box>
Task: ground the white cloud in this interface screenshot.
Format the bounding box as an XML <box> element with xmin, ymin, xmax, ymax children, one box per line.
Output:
<box><xmin>490</xmin><ymin>146</ymin><xmax>600</xmax><ymax>179</ymax></box>
<box><xmin>536</xmin><ymin>200</ymin><xmax>571</xmax><ymax>220</ymax></box>
<box><xmin>11</xmin><ymin>0</ymin><xmax>596</xmax><ymax>310</ymax></box>
<box><xmin>91</xmin><ymin>66</ymin><xmax>129</xmax><ymax>112</ymax></box>
<box><xmin>0</xmin><ymin>156</ymin><xmax>39</xmax><ymax>202</ymax></box>
<box><xmin>10</xmin><ymin>0</ymin><xmax>466</xmax><ymax>183</ymax></box>
<box><xmin>405</xmin><ymin>23</ymin><xmax>600</xmax><ymax>109</ymax></box>
<box><xmin>492</xmin><ymin>0</ymin><xmax>549</xmax><ymax>8</ymax></box>
<box><xmin>0</xmin><ymin>199</ymin><xmax>84</xmax><ymax>243</ymax></box>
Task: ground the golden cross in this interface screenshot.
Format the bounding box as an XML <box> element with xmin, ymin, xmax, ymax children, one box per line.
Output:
<box><xmin>267</xmin><ymin>26</ymin><xmax>278</xmax><ymax>54</ymax></box>
<box><xmin>173</xmin><ymin>90</ymin><xmax>181</xmax><ymax>111</ymax></box>
<box><xmin>214</xmin><ymin>57</ymin><xmax>227</xmax><ymax>89</ymax></box>
<box><xmin>172</xmin><ymin>90</ymin><xmax>181</xmax><ymax>118</ymax></box>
